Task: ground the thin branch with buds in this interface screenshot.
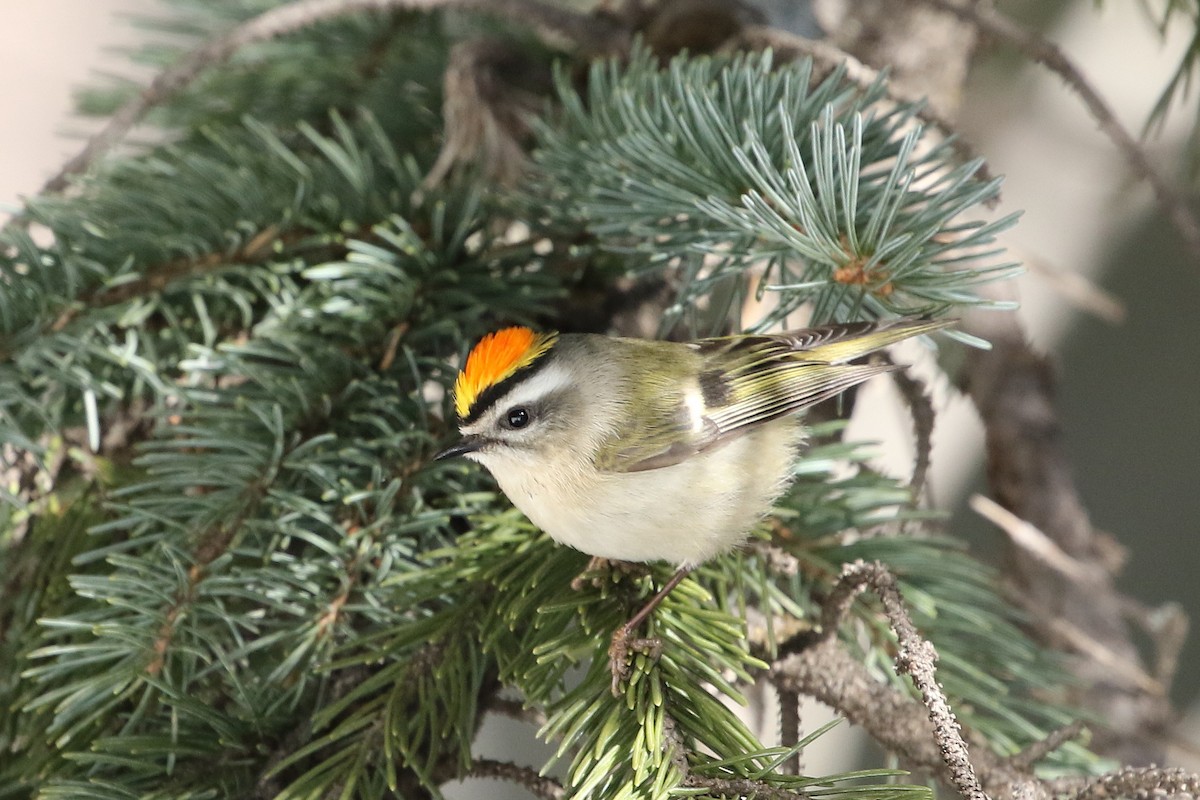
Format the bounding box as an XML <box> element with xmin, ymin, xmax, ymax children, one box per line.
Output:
<box><xmin>818</xmin><ymin>560</ymin><xmax>988</xmax><ymax>800</ymax></box>
<box><xmin>1054</xmin><ymin>767</ymin><xmax>1200</xmax><ymax>800</ymax></box>
<box><xmin>770</xmin><ymin>637</ymin><xmax>1025</xmax><ymax>800</ymax></box>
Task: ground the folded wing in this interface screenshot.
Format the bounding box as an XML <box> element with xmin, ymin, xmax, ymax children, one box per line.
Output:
<box><xmin>597</xmin><ymin>318</ymin><xmax>951</xmax><ymax>473</ymax></box>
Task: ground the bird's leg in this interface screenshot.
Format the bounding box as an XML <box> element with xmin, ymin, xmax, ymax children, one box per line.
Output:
<box><xmin>608</xmin><ymin>566</ymin><xmax>693</xmax><ymax>695</ymax></box>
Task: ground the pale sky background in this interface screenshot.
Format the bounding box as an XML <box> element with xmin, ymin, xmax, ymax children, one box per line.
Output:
<box><xmin>1</xmin><ymin>1</ymin><xmax>159</xmax><ymax>213</ymax></box>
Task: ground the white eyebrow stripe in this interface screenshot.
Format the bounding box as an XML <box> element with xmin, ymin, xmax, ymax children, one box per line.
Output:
<box><xmin>488</xmin><ymin>363</ymin><xmax>573</xmax><ymax>410</ymax></box>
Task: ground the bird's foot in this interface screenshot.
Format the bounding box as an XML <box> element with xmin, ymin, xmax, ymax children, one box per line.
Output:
<box><xmin>571</xmin><ymin>556</ymin><xmax>612</xmax><ymax>591</ymax></box>
<box><xmin>605</xmin><ymin>566</ymin><xmax>693</xmax><ymax>694</ymax></box>
<box><xmin>608</xmin><ymin>623</ymin><xmax>662</xmax><ymax>696</ymax></box>
<box><xmin>571</xmin><ymin>557</ymin><xmax>646</xmax><ymax>591</ymax></box>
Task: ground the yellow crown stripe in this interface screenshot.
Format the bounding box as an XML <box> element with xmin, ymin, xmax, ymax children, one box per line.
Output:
<box><xmin>454</xmin><ymin>327</ymin><xmax>558</xmax><ymax>419</ymax></box>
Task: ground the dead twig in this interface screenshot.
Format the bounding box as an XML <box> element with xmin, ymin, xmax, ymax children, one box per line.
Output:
<box><xmin>1061</xmin><ymin>767</ymin><xmax>1200</xmax><ymax>800</ymax></box>
<box><xmin>1046</xmin><ymin>617</ymin><xmax>1165</xmax><ymax>697</ymax></box>
<box><xmin>1119</xmin><ymin>596</ymin><xmax>1189</xmax><ymax>689</ymax></box>
<box><xmin>883</xmin><ymin>355</ymin><xmax>936</xmax><ymax>503</ymax></box>
<box><xmin>970</xmin><ymin>494</ymin><xmax>1098</xmax><ymax>584</ymax></box>
<box><xmin>1020</xmin><ymin>251</ymin><xmax>1126</xmax><ymax>324</ymax></box>
<box><xmin>420</xmin><ymin>37</ymin><xmax>547</xmax><ymax>193</ymax></box>
<box><xmin>681</xmin><ymin>774</ymin><xmax>806</xmax><ymax>800</ymax></box>
<box><xmin>486</xmin><ymin>695</ymin><xmax>547</xmax><ymax>728</ymax></box>
<box><xmin>776</xmin><ymin>683</ymin><xmax>802</xmax><ymax>775</ymax></box>
<box><xmin>771</xmin><ymin>637</ymin><xmax>1041</xmax><ymax>800</ymax></box>
<box><xmin>819</xmin><ymin>560</ymin><xmax>988</xmax><ymax>800</ymax></box>
<box><xmin>958</xmin><ymin>313</ymin><xmax>1174</xmax><ymax>764</ymax></box>
<box><xmin>1005</xmin><ymin>722</ymin><xmax>1086</xmax><ymax>772</ymax></box>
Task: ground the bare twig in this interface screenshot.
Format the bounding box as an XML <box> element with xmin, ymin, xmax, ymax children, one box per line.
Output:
<box><xmin>662</xmin><ymin>713</ymin><xmax>692</xmax><ymax>780</ymax></box>
<box><xmin>752</xmin><ymin>540</ymin><xmax>802</xmax><ymax>577</ymax></box>
<box><xmin>821</xmin><ymin>560</ymin><xmax>988</xmax><ymax>800</ymax></box>
<box><xmin>771</xmin><ymin>637</ymin><xmax>1043</xmax><ymax>800</ymax></box>
<box><xmin>915</xmin><ymin>0</ymin><xmax>1200</xmax><ymax>263</ymax></box>
<box><xmin>773</xmin><ymin>633</ymin><xmax>1200</xmax><ymax>800</ymax></box>
<box><xmin>32</xmin><ymin>0</ymin><xmax>625</xmax><ymax>198</ymax></box>
<box><xmin>883</xmin><ymin>355</ymin><xmax>936</xmax><ymax>502</ymax></box>
<box><xmin>1020</xmin><ymin>252</ymin><xmax>1126</xmax><ymax>324</ymax></box>
<box><xmin>1119</xmin><ymin>597</ymin><xmax>1189</xmax><ymax>688</ymax></box>
<box><xmin>467</xmin><ymin>758</ymin><xmax>566</xmax><ymax>800</ymax></box>
<box><xmin>1005</xmin><ymin>722</ymin><xmax>1085</xmax><ymax>772</ymax></box>
<box><xmin>970</xmin><ymin>494</ymin><xmax>1098</xmax><ymax>584</ymax></box>
<box><xmin>776</xmin><ymin>683</ymin><xmax>802</xmax><ymax>775</ymax></box>
<box><xmin>812</xmin><ymin>0</ymin><xmax>977</xmax><ymax>118</ymax></box>
<box><xmin>1046</xmin><ymin>617</ymin><xmax>1164</xmax><ymax>696</ymax></box>
<box><xmin>486</xmin><ymin>695</ymin><xmax>548</xmax><ymax>728</ymax></box>
<box><xmin>420</xmin><ymin>37</ymin><xmax>546</xmax><ymax>192</ymax></box>
<box><xmin>681</xmin><ymin>774</ymin><xmax>806</xmax><ymax>800</ymax></box>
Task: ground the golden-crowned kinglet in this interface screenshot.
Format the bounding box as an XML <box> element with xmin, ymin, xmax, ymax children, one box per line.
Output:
<box><xmin>437</xmin><ymin>317</ymin><xmax>951</xmax><ymax>685</ymax></box>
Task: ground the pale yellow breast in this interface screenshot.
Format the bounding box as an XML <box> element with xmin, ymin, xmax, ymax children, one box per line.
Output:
<box><xmin>495</xmin><ymin>417</ymin><xmax>804</xmax><ymax>566</ymax></box>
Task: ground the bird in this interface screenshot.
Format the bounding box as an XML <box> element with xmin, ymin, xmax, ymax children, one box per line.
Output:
<box><xmin>436</xmin><ymin>317</ymin><xmax>952</xmax><ymax>689</ymax></box>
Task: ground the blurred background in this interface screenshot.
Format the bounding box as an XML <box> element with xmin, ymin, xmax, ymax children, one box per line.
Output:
<box><xmin>2</xmin><ymin>0</ymin><xmax>1198</xmax><ymax>782</ymax></box>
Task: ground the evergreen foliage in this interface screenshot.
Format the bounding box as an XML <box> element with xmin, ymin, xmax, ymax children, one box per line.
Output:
<box><xmin>1</xmin><ymin>4</ymin><xmax>1104</xmax><ymax>799</ymax></box>
<box><xmin>532</xmin><ymin>51</ymin><xmax>1018</xmax><ymax>337</ymax></box>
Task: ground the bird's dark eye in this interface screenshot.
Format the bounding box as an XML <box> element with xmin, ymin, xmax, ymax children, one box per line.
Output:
<box><xmin>505</xmin><ymin>407</ymin><xmax>530</xmax><ymax>429</ymax></box>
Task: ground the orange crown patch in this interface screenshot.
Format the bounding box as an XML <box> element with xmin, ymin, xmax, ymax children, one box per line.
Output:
<box><xmin>454</xmin><ymin>327</ymin><xmax>558</xmax><ymax>419</ymax></box>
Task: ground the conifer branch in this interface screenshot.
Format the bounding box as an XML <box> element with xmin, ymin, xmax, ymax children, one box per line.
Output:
<box><xmin>732</xmin><ymin>24</ymin><xmax>994</xmax><ymax>187</ymax></box>
<box><xmin>46</xmin><ymin>224</ymin><xmax>301</xmax><ymax>337</ymax></box>
<box><xmin>33</xmin><ymin>0</ymin><xmax>624</xmax><ymax>199</ymax></box>
<box><xmin>147</xmin><ymin>496</ymin><xmax>263</xmax><ymax>676</ymax></box>
<box><xmin>915</xmin><ymin>0</ymin><xmax>1200</xmax><ymax>263</ymax></box>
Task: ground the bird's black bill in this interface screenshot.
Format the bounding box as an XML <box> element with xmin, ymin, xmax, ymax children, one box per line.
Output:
<box><xmin>434</xmin><ymin>436</ymin><xmax>485</xmax><ymax>461</ymax></box>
